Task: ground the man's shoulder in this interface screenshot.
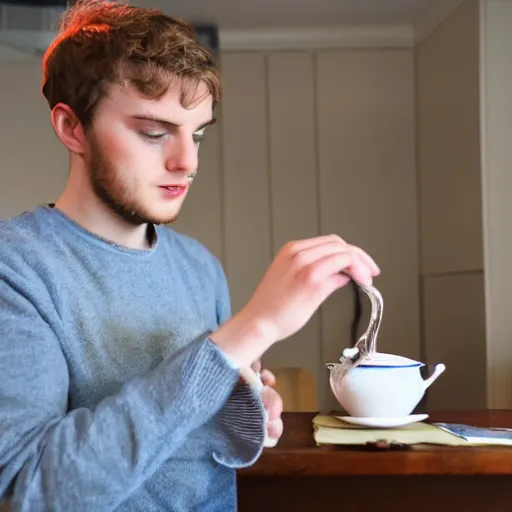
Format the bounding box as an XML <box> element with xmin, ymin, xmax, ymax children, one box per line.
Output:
<box><xmin>0</xmin><ymin>207</ymin><xmax>48</xmax><ymax>249</ymax></box>
<box><xmin>0</xmin><ymin>207</ymin><xmax>52</xmax><ymax>268</ymax></box>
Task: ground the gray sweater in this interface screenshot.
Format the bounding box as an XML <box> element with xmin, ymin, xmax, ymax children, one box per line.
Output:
<box><xmin>0</xmin><ymin>205</ymin><xmax>265</xmax><ymax>511</ymax></box>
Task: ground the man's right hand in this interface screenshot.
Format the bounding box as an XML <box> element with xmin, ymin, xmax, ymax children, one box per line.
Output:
<box><xmin>210</xmin><ymin>234</ymin><xmax>380</xmax><ymax>368</ymax></box>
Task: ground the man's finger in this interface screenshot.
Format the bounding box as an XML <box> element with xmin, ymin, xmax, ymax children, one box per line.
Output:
<box><xmin>266</xmin><ymin>418</ymin><xmax>284</xmax><ymax>440</ymax></box>
<box><xmin>261</xmin><ymin>385</ymin><xmax>283</xmax><ymax>421</ymax></box>
<box><xmin>260</xmin><ymin>369</ymin><xmax>276</xmax><ymax>387</ymax></box>
<box><xmin>251</xmin><ymin>359</ymin><xmax>262</xmax><ymax>374</ymax></box>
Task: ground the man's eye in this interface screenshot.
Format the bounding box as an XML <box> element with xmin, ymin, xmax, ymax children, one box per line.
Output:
<box><xmin>141</xmin><ymin>132</ymin><xmax>166</xmax><ymax>140</ymax></box>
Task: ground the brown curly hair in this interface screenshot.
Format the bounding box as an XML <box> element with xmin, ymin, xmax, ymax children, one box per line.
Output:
<box><xmin>41</xmin><ymin>0</ymin><xmax>221</xmax><ymax>126</ymax></box>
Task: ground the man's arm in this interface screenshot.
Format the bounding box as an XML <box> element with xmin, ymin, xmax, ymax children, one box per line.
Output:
<box><xmin>0</xmin><ymin>265</ymin><xmax>264</xmax><ymax>511</ymax></box>
<box><xmin>205</xmin><ymin>257</ymin><xmax>270</xmax><ymax>463</ymax></box>
<box><xmin>1</xmin><ymin>233</ymin><xmax>380</xmax><ymax>510</ymax></box>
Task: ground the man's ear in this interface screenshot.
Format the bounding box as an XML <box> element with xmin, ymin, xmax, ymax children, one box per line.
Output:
<box><xmin>50</xmin><ymin>103</ymin><xmax>87</xmax><ymax>154</ymax></box>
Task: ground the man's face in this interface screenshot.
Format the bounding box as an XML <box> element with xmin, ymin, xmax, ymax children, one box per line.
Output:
<box><xmin>83</xmin><ymin>79</ymin><xmax>214</xmax><ymax>225</ymax></box>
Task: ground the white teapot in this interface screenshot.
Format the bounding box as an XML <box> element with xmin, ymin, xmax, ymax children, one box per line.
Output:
<box><xmin>326</xmin><ymin>352</ymin><xmax>446</xmax><ymax>418</ymax></box>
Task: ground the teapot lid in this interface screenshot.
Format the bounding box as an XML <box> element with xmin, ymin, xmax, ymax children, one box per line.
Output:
<box><xmin>356</xmin><ymin>352</ymin><xmax>422</xmax><ymax>368</ymax></box>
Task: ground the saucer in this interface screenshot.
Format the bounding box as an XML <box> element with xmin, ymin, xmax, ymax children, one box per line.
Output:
<box><xmin>335</xmin><ymin>414</ymin><xmax>429</xmax><ymax>428</ymax></box>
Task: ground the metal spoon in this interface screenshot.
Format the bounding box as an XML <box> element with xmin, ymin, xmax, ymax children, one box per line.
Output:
<box><xmin>327</xmin><ymin>282</ymin><xmax>384</xmax><ymax>378</ymax></box>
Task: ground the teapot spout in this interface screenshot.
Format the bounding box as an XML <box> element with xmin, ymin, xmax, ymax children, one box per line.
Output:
<box><xmin>422</xmin><ymin>363</ymin><xmax>446</xmax><ymax>390</ymax></box>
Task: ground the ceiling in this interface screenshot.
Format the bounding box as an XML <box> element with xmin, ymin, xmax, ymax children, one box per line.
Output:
<box><xmin>134</xmin><ymin>0</ymin><xmax>445</xmax><ymax>29</ymax></box>
<box><xmin>0</xmin><ymin>0</ymin><xmax>462</xmax><ymax>61</ymax></box>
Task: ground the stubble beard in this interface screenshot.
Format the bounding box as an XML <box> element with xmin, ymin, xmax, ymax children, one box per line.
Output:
<box><xmin>87</xmin><ymin>132</ymin><xmax>181</xmax><ymax>226</ymax></box>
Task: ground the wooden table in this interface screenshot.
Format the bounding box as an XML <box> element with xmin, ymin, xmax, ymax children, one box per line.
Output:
<box><xmin>237</xmin><ymin>411</ymin><xmax>512</xmax><ymax>511</ymax></box>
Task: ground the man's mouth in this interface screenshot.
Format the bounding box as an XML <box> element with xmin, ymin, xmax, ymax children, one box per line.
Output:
<box><xmin>157</xmin><ymin>184</ymin><xmax>188</xmax><ymax>199</ymax></box>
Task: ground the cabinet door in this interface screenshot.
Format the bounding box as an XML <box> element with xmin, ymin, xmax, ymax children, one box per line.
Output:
<box><xmin>265</xmin><ymin>51</ymin><xmax>322</xmax><ymax>407</ymax></box>
<box><xmin>220</xmin><ymin>53</ymin><xmax>272</xmax><ymax>313</ymax></box>
<box><xmin>316</xmin><ymin>49</ymin><xmax>419</xmax><ymax>410</ymax></box>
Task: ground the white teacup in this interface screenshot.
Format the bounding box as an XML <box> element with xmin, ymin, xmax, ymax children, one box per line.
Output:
<box><xmin>326</xmin><ymin>352</ymin><xmax>446</xmax><ymax>418</ymax></box>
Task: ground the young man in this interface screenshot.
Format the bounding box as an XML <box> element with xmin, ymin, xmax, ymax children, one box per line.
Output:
<box><xmin>0</xmin><ymin>1</ymin><xmax>380</xmax><ymax>510</ymax></box>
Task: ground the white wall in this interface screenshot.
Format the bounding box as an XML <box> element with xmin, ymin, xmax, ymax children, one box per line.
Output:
<box><xmin>415</xmin><ymin>0</ymin><xmax>512</xmax><ymax>410</ymax></box>
<box><xmin>3</xmin><ymin>0</ymin><xmax>511</xmax><ymax>413</ymax></box>
<box><xmin>0</xmin><ymin>48</ymin><xmax>420</xmax><ymax>411</ymax></box>
<box><xmin>176</xmin><ymin>48</ymin><xmax>420</xmax><ymax>410</ymax></box>
<box><xmin>480</xmin><ymin>0</ymin><xmax>512</xmax><ymax>409</ymax></box>
<box><xmin>416</xmin><ymin>0</ymin><xmax>486</xmax><ymax>410</ymax></box>
<box><xmin>0</xmin><ymin>62</ymin><xmax>68</xmax><ymax>220</ymax></box>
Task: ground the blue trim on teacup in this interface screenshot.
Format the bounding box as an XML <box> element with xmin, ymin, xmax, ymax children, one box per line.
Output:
<box><xmin>357</xmin><ymin>363</ymin><xmax>423</xmax><ymax>369</ymax></box>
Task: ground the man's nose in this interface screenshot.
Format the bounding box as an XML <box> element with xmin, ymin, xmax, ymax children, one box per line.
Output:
<box><xmin>164</xmin><ymin>136</ymin><xmax>198</xmax><ymax>173</ymax></box>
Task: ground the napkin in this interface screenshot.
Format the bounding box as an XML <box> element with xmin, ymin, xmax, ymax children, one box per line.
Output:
<box><xmin>313</xmin><ymin>414</ymin><xmax>486</xmax><ymax>448</ymax></box>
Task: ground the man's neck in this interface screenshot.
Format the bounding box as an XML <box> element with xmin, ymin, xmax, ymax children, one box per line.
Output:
<box><xmin>55</xmin><ymin>181</ymin><xmax>153</xmax><ymax>251</ymax></box>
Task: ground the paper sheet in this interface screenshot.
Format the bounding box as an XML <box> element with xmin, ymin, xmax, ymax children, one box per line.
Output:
<box><xmin>313</xmin><ymin>414</ymin><xmax>477</xmax><ymax>447</ymax></box>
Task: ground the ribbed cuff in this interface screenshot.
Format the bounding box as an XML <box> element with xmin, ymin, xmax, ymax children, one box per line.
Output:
<box><xmin>212</xmin><ymin>380</ymin><xmax>266</xmax><ymax>468</ymax></box>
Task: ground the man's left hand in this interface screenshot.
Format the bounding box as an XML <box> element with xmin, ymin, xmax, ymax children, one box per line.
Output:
<box><xmin>259</xmin><ymin>368</ymin><xmax>284</xmax><ymax>442</ymax></box>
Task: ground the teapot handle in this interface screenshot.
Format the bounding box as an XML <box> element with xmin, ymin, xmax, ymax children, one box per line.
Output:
<box><xmin>422</xmin><ymin>363</ymin><xmax>446</xmax><ymax>390</ymax></box>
